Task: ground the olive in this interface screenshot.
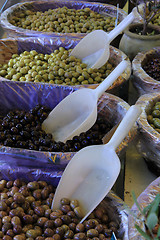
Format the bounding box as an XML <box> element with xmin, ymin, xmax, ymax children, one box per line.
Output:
<box><xmin>153</xmin><ymin>118</ymin><xmax>160</xmax><ymax>128</ymax></box>
<box><xmin>74</xmin><ymin>207</ymin><xmax>84</xmax><ymax>219</ymax></box>
<box><xmin>27</xmin><ymin>182</ymin><xmax>39</xmax><ymax>191</ymax></box>
<box><xmin>13</xmin><ymin>193</ymin><xmax>25</xmax><ymax>204</ymax></box>
<box><xmin>11</xmin><ymin>216</ymin><xmax>21</xmax><ymax>226</ymax></box>
<box><xmin>0</xmin><ymin>201</ymin><xmax>7</xmax><ymax>211</ymax></box>
<box><xmin>26</xmin><ymin>229</ymin><xmax>39</xmax><ymax>238</ymax></box>
<box><xmin>152</xmin><ymin>110</ymin><xmax>160</xmax><ymax>117</ymax></box>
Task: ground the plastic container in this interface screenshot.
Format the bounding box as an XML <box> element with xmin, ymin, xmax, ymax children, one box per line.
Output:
<box><xmin>132</xmin><ymin>47</ymin><xmax>160</xmax><ymax>96</ymax></box>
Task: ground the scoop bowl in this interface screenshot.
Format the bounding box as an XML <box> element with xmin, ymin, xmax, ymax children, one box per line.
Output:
<box><xmin>42</xmin><ymin>60</ymin><xmax>128</xmax><ymax>143</ymax></box>
<box><xmin>52</xmin><ymin>105</ymin><xmax>142</xmax><ymax>222</ymax></box>
<box><xmin>70</xmin><ymin>9</ymin><xmax>136</xmax><ymax>69</ymax></box>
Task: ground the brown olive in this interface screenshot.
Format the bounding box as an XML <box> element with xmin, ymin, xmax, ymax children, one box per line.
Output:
<box><xmin>13</xmin><ymin>225</ymin><xmax>22</xmax><ymax>235</ymax></box>
<box><xmin>11</xmin><ymin>216</ymin><xmax>21</xmax><ymax>226</ymax></box>
<box><xmin>60</xmin><ymin>215</ymin><xmax>71</xmax><ymax>224</ymax></box>
<box><xmin>0</xmin><ymin>201</ymin><xmax>7</xmax><ymax>211</ymax></box>
<box><xmin>26</xmin><ymin>196</ymin><xmax>35</xmax><ymax>204</ymax></box>
<box><xmin>31</xmin><ymin>201</ymin><xmax>41</xmax><ymax>209</ymax></box>
<box><xmin>19</xmin><ymin>186</ymin><xmax>30</xmax><ymax>197</ymax></box>
<box><xmin>3</xmin><ymin>235</ymin><xmax>12</xmax><ymax>240</ymax></box>
<box><xmin>38</xmin><ymin>181</ymin><xmax>48</xmax><ymax>189</ymax></box>
<box><xmin>64</xmin><ymin>229</ymin><xmax>74</xmax><ymax>238</ymax></box>
<box><xmin>95</xmin><ymin>224</ymin><xmax>103</xmax><ymax>233</ymax></box>
<box><xmin>74</xmin><ymin>207</ymin><xmax>84</xmax><ymax>219</ymax></box>
<box><xmin>26</xmin><ymin>229</ymin><xmax>39</xmax><ymax>238</ymax></box>
<box><xmin>50</xmin><ymin>211</ymin><xmax>62</xmax><ymax>220</ymax></box>
<box><xmin>60</xmin><ymin>198</ymin><xmax>70</xmax><ymax>205</ymax></box>
<box><xmin>54</xmin><ymin>218</ymin><xmax>62</xmax><ymax>227</ymax></box>
<box><xmin>34</xmin><ymin>206</ymin><xmax>44</xmax><ymax>216</ymax></box>
<box><xmin>41</xmin><ymin>189</ymin><xmax>49</xmax><ymax>199</ymax></box>
<box><xmin>44</xmin><ymin>228</ymin><xmax>55</xmax><ymax>237</ymax></box>
<box><xmin>44</xmin><ymin>220</ymin><xmax>54</xmax><ymax>229</ymax></box>
<box><xmin>0</xmin><ymin>211</ymin><xmax>7</xmax><ymax>218</ymax></box>
<box><xmin>37</xmin><ymin>217</ymin><xmax>48</xmax><ymax>227</ymax></box>
<box><xmin>27</xmin><ymin>182</ymin><xmax>39</xmax><ymax>191</ymax></box>
<box><xmin>87</xmin><ymin>229</ymin><xmax>99</xmax><ymax>237</ymax></box>
<box><xmin>70</xmin><ymin>200</ymin><xmax>79</xmax><ymax>210</ymax></box>
<box><xmin>22</xmin><ymin>215</ymin><xmax>33</xmax><ymax>225</ymax></box>
<box><xmin>35</xmin><ymin>237</ymin><xmax>45</xmax><ymax>240</ymax></box>
<box><xmin>60</xmin><ymin>204</ymin><xmax>71</xmax><ymax>213</ymax></box>
<box><xmin>13</xmin><ymin>179</ymin><xmax>22</xmax><ymax>188</ymax></box>
<box><xmin>13</xmin><ymin>235</ymin><xmax>26</xmax><ymax>240</ymax></box>
<box><xmin>44</xmin><ymin>209</ymin><xmax>52</xmax><ymax>218</ymax></box>
<box><xmin>22</xmin><ymin>224</ymin><xmax>33</xmax><ymax>233</ymax></box>
<box><xmin>33</xmin><ymin>190</ymin><xmax>41</xmax><ymax>200</ymax></box>
<box><xmin>74</xmin><ymin>232</ymin><xmax>86</xmax><ymax>240</ymax></box>
<box><xmin>2</xmin><ymin>223</ymin><xmax>12</xmax><ymax>234</ymax></box>
<box><xmin>0</xmin><ymin>193</ymin><xmax>8</xmax><ymax>200</ymax></box>
<box><xmin>2</xmin><ymin>216</ymin><xmax>11</xmax><ymax>224</ymax></box>
<box><xmin>103</xmin><ymin>228</ymin><xmax>112</xmax><ymax>237</ymax></box>
<box><xmin>76</xmin><ymin>223</ymin><xmax>85</xmax><ymax>232</ymax></box>
<box><xmin>6</xmin><ymin>229</ymin><xmax>14</xmax><ymax>238</ymax></box>
<box><xmin>6</xmin><ymin>181</ymin><xmax>13</xmax><ymax>189</ymax></box>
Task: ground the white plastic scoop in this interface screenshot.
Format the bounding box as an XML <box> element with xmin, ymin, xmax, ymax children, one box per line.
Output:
<box><xmin>52</xmin><ymin>105</ymin><xmax>142</xmax><ymax>222</ymax></box>
<box><xmin>70</xmin><ymin>8</ymin><xmax>136</xmax><ymax>69</ymax></box>
<box><xmin>42</xmin><ymin>60</ymin><xmax>128</xmax><ymax>143</ymax></box>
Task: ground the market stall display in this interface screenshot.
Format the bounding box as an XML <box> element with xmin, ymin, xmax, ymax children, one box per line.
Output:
<box><xmin>136</xmin><ymin>92</ymin><xmax>160</xmax><ymax>175</ymax></box>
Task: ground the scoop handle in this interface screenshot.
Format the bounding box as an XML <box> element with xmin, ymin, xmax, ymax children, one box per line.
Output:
<box><xmin>0</xmin><ymin>0</ymin><xmax>8</xmax><ymax>14</ymax></box>
<box><xmin>94</xmin><ymin>60</ymin><xmax>128</xmax><ymax>99</ymax></box>
<box><xmin>107</xmin><ymin>105</ymin><xmax>142</xmax><ymax>150</ymax></box>
<box><xmin>107</xmin><ymin>10</ymin><xmax>135</xmax><ymax>43</ymax></box>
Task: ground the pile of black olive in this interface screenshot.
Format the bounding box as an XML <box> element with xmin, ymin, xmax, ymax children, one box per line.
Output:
<box><xmin>0</xmin><ymin>179</ymin><xmax>122</xmax><ymax>239</ymax></box>
<box><xmin>0</xmin><ymin>105</ymin><xmax>112</xmax><ymax>152</ymax></box>
<box><xmin>143</xmin><ymin>57</ymin><xmax>160</xmax><ymax>81</ymax></box>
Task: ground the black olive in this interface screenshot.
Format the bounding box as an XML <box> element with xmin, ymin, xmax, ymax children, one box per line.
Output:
<box><xmin>10</xmin><ymin>127</ymin><xmax>19</xmax><ymax>134</ymax></box>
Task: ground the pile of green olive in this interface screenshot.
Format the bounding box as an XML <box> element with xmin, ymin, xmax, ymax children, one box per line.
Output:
<box><xmin>147</xmin><ymin>101</ymin><xmax>160</xmax><ymax>133</ymax></box>
<box><xmin>9</xmin><ymin>6</ymin><xmax>118</xmax><ymax>33</ymax></box>
<box><xmin>0</xmin><ymin>47</ymin><xmax>114</xmax><ymax>85</ymax></box>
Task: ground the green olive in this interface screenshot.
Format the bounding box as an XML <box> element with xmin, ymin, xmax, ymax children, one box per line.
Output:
<box><xmin>153</xmin><ymin>118</ymin><xmax>160</xmax><ymax>128</ymax></box>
